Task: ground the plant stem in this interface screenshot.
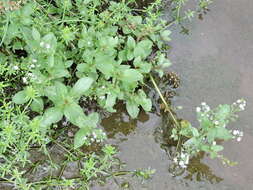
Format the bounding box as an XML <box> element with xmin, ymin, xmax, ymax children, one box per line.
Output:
<box><xmin>149</xmin><ymin>74</ymin><xmax>180</xmax><ymax>129</ymax></box>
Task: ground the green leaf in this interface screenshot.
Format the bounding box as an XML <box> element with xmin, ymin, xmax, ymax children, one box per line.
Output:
<box><xmin>32</xmin><ymin>27</ymin><xmax>40</xmax><ymax>41</ymax></box>
<box><xmin>64</xmin><ymin>102</ymin><xmax>85</xmax><ymax>126</ymax></box>
<box><xmin>96</xmin><ymin>61</ymin><xmax>114</xmax><ymax>78</ymax></box>
<box><xmin>191</xmin><ymin>127</ymin><xmax>199</xmax><ymax>137</ymax></box>
<box><xmin>127</xmin><ymin>36</ymin><xmax>136</xmax><ymax>49</ymax></box>
<box><xmin>44</xmin><ymin>86</ymin><xmax>58</xmax><ymax>103</ymax></box>
<box><xmin>74</xmin><ymin>127</ymin><xmax>90</xmax><ymax>149</ymax></box>
<box><xmin>128</xmin><ymin>16</ymin><xmax>142</xmax><ymax>25</ymax></box>
<box><xmin>12</xmin><ymin>90</ymin><xmax>29</xmax><ymax>104</ymax></box>
<box><xmin>84</xmin><ymin>112</ymin><xmax>99</xmax><ymax>128</ymax></box>
<box><xmin>216</xmin><ymin>104</ymin><xmax>231</xmax><ymax>121</ymax></box>
<box><xmin>211</xmin><ymin>145</ymin><xmax>224</xmax><ymax>152</ymax></box>
<box><xmin>105</xmin><ymin>94</ymin><xmax>117</xmax><ymax>112</ymax></box>
<box><xmin>126</xmin><ymin>101</ymin><xmax>139</xmax><ymax>118</ymax></box>
<box><xmin>71</xmin><ymin>77</ymin><xmax>94</xmax><ymax>97</ymax></box>
<box><xmin>134</xmin><ymin>40</ymin><xmax>153</xmax><ymax>59</ymax></box>
<box><xmin>41</xmin><ymin>107</ymin><xmax>63</xmax><ymax>126</ymax></box>
<box><xmin>42</xmin><ymin>33</ymin><xmax>57</xmax><ymax>53</ymax></box>
<box><xmin>121</xmin><ymin>69</ymin><xmax>143</xmax><ymax>83</ymax></box>
<box><xmin>157</xmin><ymin>54</ymin><xmax>172</xmax><ymax>68</ymax></box>
<box><xmin>55</xmin><ymin>82</ymin><xmax>69</xmax><ymax>97</ymax></box>
<box><xmin>31</xmin><ymin>98</ymin><xmax>44</xmax><ymax>113</ymax></box>
<box><xmin>140</xmin><ymin>98</ymin><xmax>152</xmax><ymax>112</ymax></box>
<box><xmin>133</xmin><ymin>57</ymin><xmax>152</xmax><ymax>73</ymax></box>
<box><xmin>160</xmin><ymin>30</ymin><xmax>171</xmax><ymax>41</ymax></box>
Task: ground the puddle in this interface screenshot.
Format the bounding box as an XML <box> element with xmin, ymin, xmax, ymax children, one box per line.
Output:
<box><xmin>95</xmin><ymin>0</ymin><xmax>253</xmax><ymax>189</ymax></box>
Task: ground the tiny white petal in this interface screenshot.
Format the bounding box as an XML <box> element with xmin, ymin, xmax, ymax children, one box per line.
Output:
<box><xmin>237</xmin><ymin>99</ymin><xmax>242</xmax><ymax>103</ymax></box>
<box><xmin>237</xmin><ymin>137</ymin><xmax>242</xmax><ymax>142</ymax></box>
<box><xmin>22</xmin><ymin>77</ymin><xmax>28</xmax><ymax>83</ymax></box>
<box><xmin>196</xmin><ymin>107</ymin><xmax>201</xmax><ymax>112</ymax></box>
<box><xmin>45</xmin><ymin>44</ymin><xmax>51</xmax><ymax>49</ymax></box>
<box><xmin>40</xmin><ymin>42</ymin><xmax>45</xmax><ymax>47</ymax></box>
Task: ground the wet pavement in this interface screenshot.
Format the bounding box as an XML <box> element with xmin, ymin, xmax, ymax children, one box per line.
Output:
<box><xmin>96</xmin><ymin>0</ymin><xmax>253</xmax><ymax>189</ymax></box>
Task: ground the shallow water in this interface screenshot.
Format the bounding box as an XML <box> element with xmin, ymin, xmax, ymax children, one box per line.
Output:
<box><xmin>95</xmin><ymin>0</ymin><xmax>253</xmax><ymax>189</ymax></box>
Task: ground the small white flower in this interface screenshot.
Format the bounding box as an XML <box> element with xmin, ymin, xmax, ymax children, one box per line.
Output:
<box><xmin>179</xmin><ymin>160</ymin><xmax>184</xmax><ymax>166</ymax></box>
<box><xmin>233</xmin><ymin>130</ymin><xmax>239</xmax><ymax>135</ymax></box>
<box><xmin>45</xmin><ymin>44</ymin><xmax>51</xmax><ymax>49</ymax></box>
<box><xmin>27</xmin><ymin>73</ymin><xmax>34</xmax><ymax>77</ymax></box>
<box><xmin>237</xmin><ymin>137</ymin><xmax>242</xmax><ymax>142</ymax></box>
<box><xmin>185</xmin><ymin>155</ymin><xmax>189</xmax><ymax>165</ymax></box>
<box><xmin>239</xmin><ymin>104</ymin><xmax>245</xmax><ymax>110</ymax></box>
<box><xmin>99</xmin><ymin>96</ymin><xmax>105</xmax><ymax>100</ymax></box>
<box><xmin>212</xmin><ymin>141</ymin><xmax>216</xmax><ymax>145</ymax></box>
<box><xmin>30</xmin><ymin>64</ymin><xmax>35</xmax><ymax>68</ymax></box>
<box><xmin>196</xmin><ymin>107</ymin><xmax>201</xmax><ymax>112</ymax></box>
<box><xmin>40</xmin><ymin>41</ymin><xmax>45</xmax><ymax>47</ymax></box>
<box><xmin>179</xmin><ymin>161</ymin><xmax>187</xmax><ymax>168</ymax></box>
<box><xmin>201</xmin><ymin>102</ymin><xmax>207</xmax><ymax>106</ymax></box>
<box><xmin>214</xmin><ymin>121</ymin><xmax>219</xmax><ymax>125</ymax></box>
<box><xmin>205</xmin><ymin>106</ymin><xmax>210</xmax><ymax>112</ymax></box>
<box><xmin>13</xmin><ymin>65</ymin><xmax>19</xmax><ymax>70</ymax></box>
<box><xmin>101</xmin><ymin>86</ymin><xmax>105</xmax><ymax>89</ymax></box>
<box><xmin>173</xmin><ymin>157</ymin><xmax>178</xmax><ymax>163</ymax></box>
<box><xmin>237</xmin><ymin>99</ymin><xmax>242</xmax><ymax>103</ymax></box>
<box><xmin>181</xmin><ymin>153</ymin><xmax>186</xmax><ymax>159</ymax></box>
<box><xmin>22</xmin><ymin>77</ymin><xmax>28</xmax><ymax>84</ymax></box>
<box><xmin>83</xmin><ymin>136</ymin><xmax>87</xmax><ymax>140</ymax></box>
<box><xmin>32</xmin><ymin>59</ymin><xmax>37</xmax><ymax>63</ymax></box>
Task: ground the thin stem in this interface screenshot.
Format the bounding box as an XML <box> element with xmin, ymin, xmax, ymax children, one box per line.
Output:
<box><xmin>149</xmin><ymin>74</ymin><xmax>180</xmax><ymax>128</ymax></box>
<box><xmin>149</xmin><ymin>74</ymin><xmax>182</xmax><ymax>153</ymax></box>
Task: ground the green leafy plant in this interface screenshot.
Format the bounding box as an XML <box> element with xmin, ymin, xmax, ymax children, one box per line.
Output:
<box><xmin>170</xmin><ymin>99</ymin><xmax>246</xmax><ymax>168</ymax></box>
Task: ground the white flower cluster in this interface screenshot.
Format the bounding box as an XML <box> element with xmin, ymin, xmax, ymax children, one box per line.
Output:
<box><xmin>22</xmin><ymin>72</ymin><xmax>37</xmax><ymax>84</ymax></box>
<box><xmin>40</xmin><ymin>41</ymin><xmax>51</xmax><ymax>49</ymax></box>
<box><xmin>232</xmin><ymin>129</ymin><xmax>243</xmax><ymax>142</ymax></box>
<box><xmin>13</xmin><ymin>65</ymin><xmax>19</xmax><ymax>70</ymax></box>
<box><xmin>196</xmin><ymin>102</ymin><xmax>210</xmax><ymax>113</ymax></box>
<box><xmin>83</xmin><ymin>129</ymin><xmax>107</xmax><ymax>146</ymax></box>
<box><xmin>233</xmin><ymin>99</ymin><xmax>246</xmax><ymax>111</ymax></box>
<box><xmin>173</xmin><ymin>151</ymin><xmax>190</xmax><ymax>169</ymax></box>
